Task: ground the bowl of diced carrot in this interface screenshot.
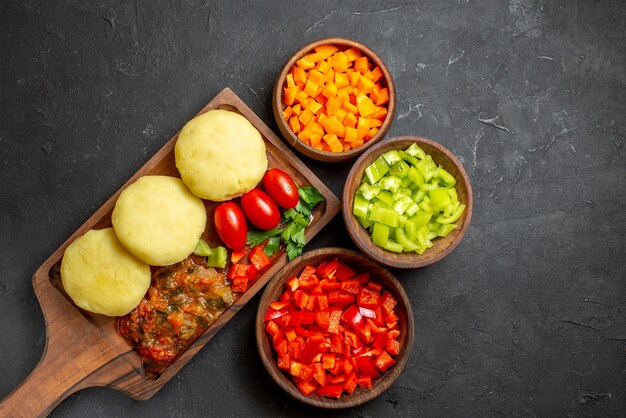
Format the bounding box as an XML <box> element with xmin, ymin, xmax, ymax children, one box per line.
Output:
<box><xmin>272</xmin><ymin>38</ymin><xmax>396</xmax><ymax>162</ymax></box>
<box><xmin>255</xmin><ymin>247</ymin><xmax>414</xmax><ymax>408</ymax></box>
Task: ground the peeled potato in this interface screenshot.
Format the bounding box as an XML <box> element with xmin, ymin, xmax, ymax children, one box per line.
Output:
<box><xmin>61</xmin><ymin>228</ymin><xmax>151</xmax><ymax>316</ymax></box>
<box><xmin>175</xmin><ymin>109</ymin><xmax>268</xmax><ymax>201</ymax></box>
<box><xmin>112</xmin><ymin>175</ymin><xmax>206</xmax><ymax>266</ymax></box>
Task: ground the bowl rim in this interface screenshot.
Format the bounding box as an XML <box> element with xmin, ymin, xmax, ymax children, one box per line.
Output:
<box><xmin>255</xmin><ymin>247</ymin><xmax>415</xmax><ymax>408</ymax></box>
<box><xmin>272</xmin><ymin>37</ymin><xmax>396</xmax><ymax>162</ymax></box>
<box><xmin>342</xmin><ymin>136</ymin><xmax>474</xmax><ymax>269</ymax></box>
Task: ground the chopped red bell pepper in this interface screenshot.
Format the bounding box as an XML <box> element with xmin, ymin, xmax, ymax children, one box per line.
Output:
<box><xmin>334</xmin><ymin>262</ymin><xmax>356</xmax><ymax>281</ymax></box>
<box><xmin>366</xmin><ymin>280</ymin><xmax>383</xmax><ymax>293</ymax></box>
<box><xmin>270</xmin><ymin>300</ymin><xmax>290</xmax><ymax>310</ymax></box>
<box><xmin>315</xmin><ymin>383</ymin><xmax>343</xmax><ymax>399</ymax></box>
<box><xmin>231</xmin><ymin>277</ymin><xmax>248</xmax><ymax>293</ymax></box>
<box><xmin>286</xmin><ymin>276</ymin><xmax>299</xmax><ymax>291</ymax></box>
<box><xmin>296</xmin><ymin>379</ymin><xmax>318</xmax><ymax>395</ymax></box>
<box><xmin>341</xmin><ymin>304</ymin><xmax>363</xmax><ymax>328</ymax></box>
<box><xmin>227</xmin><ymin>263</ymin><xmax>249</xmax><ymax>279</ymax></box>
<box><xmin>319</xmin><ymin>279</ymin><xmax>341</xmax><ymax>292</ymax></box>
<box><xmin>249</xmin><ymin>245</ymin><xmax>270</xmax><ymax>271</ymax></box>
<box><xmin>355</xmin><ymin>356</ymin><xmax>379</xmax><ymax>378</ymax></box>
<box><xmin>293</xmin><ymin>289</ymin><xmax>309</xmax><ymax>310</ymax></box>
<box><xmin>344</xmin><ymin>373</ymin><xmax>357</xmax><ymax>394</ymax></box>
<box><xmin>312</xmin><ymin>362</ymin><xmax>327</xmax><ymax>386</ymax></box>
<box><xmin>374</xmin><ymin>350</ymin><xmax>395</xmax><ymax>372</ymax></box>
<box><xmin>246</xmin><ymin>264</ymin><xmax>258</xmax><ymax>281</ymax></box>
<box><xmin>357</xmin><ymin>375</ymin><xmax>373</xmax><ymax>388</ymax></box>
<box><xmin>231</xmin><ymin>250</ymin><xmax>247</xmax><ymax>264</ymax></box>
<box><xmin>322</xmin><ymin>353</ymin><xmax>336</xmax><ymax>370</ymax></box>
<box><xmin>386</xmin><ymin>338</ymin><xmax>400</xmax><ymax>356</ymax></box>
<box><xmin>328</xmin><ymin>309</ymin><xmax>342</xmax><ymax>333</ymax></box>
<box><xmin>381</xmin><ymin>291</ymin><xmax>398</xmax><ymax>315</ymax></box>
<box><xmin>357</xmin><ymin>287</ymin><xmax>380</xmax><ymax>310</ymax></box>
<box><xmin>263</xmin><ymin>260</ymin><xmax>403</xmax><ymax>400</ymax></box>
<box><xmin>353</xmin><ymin>273</ymin><xmax>370</xmax><ymax>285</ymax></box>
<box><xmin>265</xmin><ymin>320</ymin><xmax>279</xmax><ymax>336</ymax></box>
<box><xmin>277</xmin><ymin>354</ymin><xmax>291</xmax><ymax>371</ymax></box>
<box><xmin>317</xmin><ymin>294</ymin><xmax>329</xmax><ymax>311</ymax></box>
<box><xmin>340</xmin><ymin>279</ymin><xmax>360</xmax><ymax>295</ymax></box>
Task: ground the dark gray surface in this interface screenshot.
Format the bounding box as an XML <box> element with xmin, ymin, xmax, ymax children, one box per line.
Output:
<box><xmin>1</xmin><ymin>1</ymin><xmax>625</xmax><ymax>416</ymax></box>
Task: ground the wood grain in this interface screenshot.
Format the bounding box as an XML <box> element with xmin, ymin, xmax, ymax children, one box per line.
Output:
<box><xmin>0</xmin><ymin>88</ymin><xmax>340</xmax><ymax>417</ymax></box>
<box><xmin>342</xmin><ymin>136</ymin><xmax>473</xmax><ymax>269</ymax></box>
<box><xmin>255</xmin><ymin>247</ymin><xmax>414</xmax><ymax>409</ymax></box>
<box><xmin>272</xmin><ymin>38</ymin><xmax>396</xmax><ymax>162</ymax></box>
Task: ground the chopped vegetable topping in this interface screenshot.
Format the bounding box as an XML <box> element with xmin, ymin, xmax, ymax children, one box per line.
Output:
<box><xmin>353</xmin><ymin>144</ymin><xmax>465</xmax><ymax>254</ymax></box>
<box><xmin>264</xmin><ymin>259</ymin><xmax>402</xmax><ymax>398</ymax></box>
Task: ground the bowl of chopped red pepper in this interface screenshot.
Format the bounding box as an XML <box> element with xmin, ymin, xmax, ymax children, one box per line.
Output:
<box><xmin>255</xmin><ymin>247</ymin><xmax>414</xmax><ymax>408</ymax></box>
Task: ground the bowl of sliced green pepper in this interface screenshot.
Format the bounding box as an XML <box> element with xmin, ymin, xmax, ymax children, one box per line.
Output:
<box><xmin>342</xmin><ymin>136</ymin><xmax>473</xmax><ymax>269</ymax></box>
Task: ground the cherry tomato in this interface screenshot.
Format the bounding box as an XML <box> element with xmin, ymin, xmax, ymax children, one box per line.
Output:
<box><xmin>241</xmin><ymin>189</ymin><xmax>281</xmax><ymax>230</ymax></box>
<box><xmin>214</xmin><ymin>202</ymin><xmax>247</xmax><ymax>251</ymax></box>
<box><xmin>262</xmin><ymin>168</ymin><xmax>299</xmax><ymax>209</ymax></box>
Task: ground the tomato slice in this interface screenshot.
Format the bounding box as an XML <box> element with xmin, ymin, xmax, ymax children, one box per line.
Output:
<box><xmin>262</xmin><ymin>168</ymin><xmax>299</xmax><ymax>209</ymax></box>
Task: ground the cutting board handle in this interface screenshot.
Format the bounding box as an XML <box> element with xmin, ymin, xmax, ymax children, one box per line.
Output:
<box><xmin>0</xmin><ymin>275</ymin><xmax>124</xmax><ymax>417</ymax></box>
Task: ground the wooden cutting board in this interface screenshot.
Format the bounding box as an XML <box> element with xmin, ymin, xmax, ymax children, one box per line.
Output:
<box><xmin>0</xmin><ymin>88</ymin><xmax>340</xmax><ymax>417</ymax></box>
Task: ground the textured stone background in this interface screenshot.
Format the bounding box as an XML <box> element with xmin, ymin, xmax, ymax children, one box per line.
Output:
<box><xmin>1</xmin><ymin>1</ymin><xmax>624</xmax><ymax>416</ymax></box>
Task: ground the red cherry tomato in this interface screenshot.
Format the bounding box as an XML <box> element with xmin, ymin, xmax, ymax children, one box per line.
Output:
<box><xmin>262</xmin><ymin>168</ymin><xmax>299</xmax><ymax>209</ymax></box>
<box><xmin>241</xmin><ymin>189</ymin><xmax>281</xmax><ymax>230</ymax></box>
<box><xmin>214</xmin><ymin>202</ymin><xmax>247</xmax><ymax>251</ymax></box>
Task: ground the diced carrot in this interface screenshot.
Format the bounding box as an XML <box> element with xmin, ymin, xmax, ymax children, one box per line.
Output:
<box><xmin>343</xmin><ymin>112</ymin><xmax>357</xmax><ymax>128</ymax></box>
<box><xmin>284</xmin><ymin>87</ymin><xmax>298</xmax><ymax>106</ymax></box>
<box><xmin>305</xmin><ymin>101</ymin><xmax>323</xmax><ymax>114</ymax></box>
<box><xmin>349</xmin><ymin>70</ymin><xmax>360</xmax><ymax>87</ymax></box>
<box><xmin>335</xmin><ymin>72</ymin><xmax>350</xmax><ymax>89</ymax></box>
<box><xmin>354</xmin><ymin>56</ymin><xmax>369</xmax><ymax>73</ymax></box>
<box><xmin>331</xmin><ymin>52</ymin><xmax>348</xmax><ymax>72</ymax></box>
<box><xmin>317</xmin><ymin>59</ymin><xmax>331</xmax><ymax>74</ymax></box>
<box><xmin>344</xmin><ymin>47</ymin><xmax>362</xmax><ymax>61</ymax></box>
<box><xmin>323</xmin><ymin>134</ymin><xmax>343</xmax><ymax>152</ymax></box>
<box><xmin>309</xmin><ymin>70</ymin><xmax>325</xmax><ymax>86</ymax></box>
<box><xmin>304</xmin><ymin>79</ymin><xmax>318</xmax><ymax>96</ymax></box>
<box><xmin>314</xmin><ymin>44</ymin><xmax>339</xmax><ymax>60</ymax></box>
<box><xmin>299</xmin><ymin>109</ymin><xmax>314</xmax><ymax>125</ymax></box>
<box><xmin>368</xmin><ymin>117</ymin><xmax>383</xmax><ymax>128</ymax></box>
<box><xmin>357</xmin><ymin>96</ymin><xmax>376</xmax><ymax>117</ymax></box>
<box><xmin>375</xmin><ymin>87</ymin><xmax>390</xmax><ymax>105</ymax></box>
<box><xmin>370</xmin><ymin>66</ymin><xmax>383</xmax><ymax>82</ymax></box>
<box><xmin>336</xmin><ymin>88</ymin><xmax>350</xmax><ymax>105</ymax></box>
<box><xmin>356</xmin><ymin>117</ymin><xmax>369</xmax><ymax>140</ymax></box>
<box><xmin>344</xmin><ymin>127</ymin><xmax>357</xmax><ymax>143</ymax></box>
<box><xmin>282</xmin><ymin>44</ymin><xmax>389</xmax><ymax>153</ymax></box>
<box><xmin>325</xmin><ymin>96</ymin><xmax>340</xmax><ymax>116</ymax></box>
<box><xmin>296</xmin><ymin>56</ymin><xmax>315</xmax><ymax>70</ymax></box>
<box><xmin>342</xmin><ymin>101</ymin><xmax>358</xmax><ymax>114</ymax></box>
<box><xmin>322</xmin><ymin>82</ymin><xmax>338</xmax><ymax>99</ymax></box>
<box><xmin>334</xmin><ymin>108</ymin><xmax>348</xmax><ymax>123</ymax></box>
<box><xmin>295</xmin><ymin>90</ymin><xmax>309</xmax><ymax>104</ymax></box>
<box><xmin>373</xmin><ymin>106</ymin><xmax>387</xmax><ymax>120</ymax></box>
<box><xmin>293</xmin><ymin>67</ymin><xmax>307</xmax><ymax>85</ymax></box>
<box><xmin>289</xmin><ymin>116</ymin><xmax>301</xmax><ymax>133</ymax></box>
<box><xmin>357</xmin><ymin>76</ymin><xmax>376</xmax><ymax>94</ymax></box>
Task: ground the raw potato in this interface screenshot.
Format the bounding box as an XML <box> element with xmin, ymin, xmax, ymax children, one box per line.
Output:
<box><xmin>175</xmin><ymin>109</ymin><xmax>268</xmax><ymax>201</ymax></box>
<box><xmin>61</xmin><ymin>228</ymin><xmax>151</xmax><ymax>316</ymax></box>
<box><xmin>112</xmin><ymin>176</ymin><xmax>207</xmax><ymax>266</ymax></box>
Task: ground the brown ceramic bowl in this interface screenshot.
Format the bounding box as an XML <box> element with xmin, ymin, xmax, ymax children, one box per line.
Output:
<box><xmin>343</xmin><ymin>136</ymin><xmax>473</xmax><ymax>269</ymax></box>
<box><xmin>272</xmin><ymin>38</ymin><xmax>396</xmax><ymax>162</ymax></box>
<box><xmin>255</xmin><ymin>247</ymin><xmax>414</xmax><ymax>409</ymax></box>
